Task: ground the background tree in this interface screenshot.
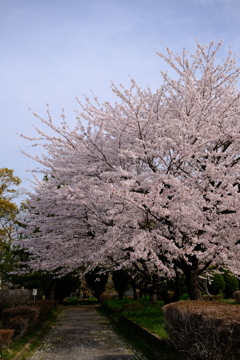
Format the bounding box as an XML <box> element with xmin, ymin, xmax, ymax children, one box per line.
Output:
<box><xmin>0</xmin><ymin>168</ymin><xmax>21</xmax><ymax>286</ymax></box>
<box><xmin>112</xmin><ymin>270</ymin><xmax>130</xmax><ymax>300</ymax></box>
<box><xmin>85</xmin><ymin>266</ymin><xmax>109</xmax><ymax>301</ymax></box>
<box><xmin>0</xmin><ymin>168</ymin><xmax>21</xmax><ymax>240</ymax></box>
<box><xmin>53</xmin><ymin>272</ymin><xmax>81</xmax><ymax>302</ymax></box>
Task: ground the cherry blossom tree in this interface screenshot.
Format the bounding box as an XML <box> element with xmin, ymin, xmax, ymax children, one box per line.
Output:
<box><xmin>19</xmin><ymin>40</ymin><xmax>240</xmax><ymax>300</ymax></box>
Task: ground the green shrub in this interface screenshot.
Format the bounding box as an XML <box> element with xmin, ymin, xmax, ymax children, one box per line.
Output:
<box><xmin>223</xmin><ymin>271</ymin><xmax>239</xmax><ymax>298</ymax></box>
<box><xmin>180</xmin><ymin>293</ymin><xmax>189</xmax><ymax>301</ymax></box>
<box><xmin>209</xmin><ymin>273</ymin><xmax>226</xmax><ymax>295</ymax></box>
<box><xmin>62</xmin><ymin>298</ymin><xmax>80</xmax><ymax>305</ymax></box>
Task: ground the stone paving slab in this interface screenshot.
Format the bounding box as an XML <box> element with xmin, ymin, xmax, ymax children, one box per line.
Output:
<box><xmin>27</xmin><ymin>306</ymin><xmax>148</xmax><ymax>360</ymax></box>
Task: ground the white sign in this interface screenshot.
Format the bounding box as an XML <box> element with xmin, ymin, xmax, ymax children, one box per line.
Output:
<box><xmin>32</xmin><ymin>289</ymin><xmax>37</xmax><ymax>296</ymax></box>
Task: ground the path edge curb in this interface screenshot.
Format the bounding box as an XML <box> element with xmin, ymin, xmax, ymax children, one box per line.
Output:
<box><xmin>101</xmin><ymin>305</ymin><xmax>168</xmax><ymax>359</ymax></box>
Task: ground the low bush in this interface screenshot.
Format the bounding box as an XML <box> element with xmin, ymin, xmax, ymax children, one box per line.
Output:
<box><xmin>223</xmin><ymin>272</ymin><xmax>239</xmax><ymax>298</ymax></box>
<box><xmin>209</xmin><ymin>273</ymin><xmax>226</xmax><ymax>295</ymax></box>
<box><xmin>0</xmin><ymin>289</ymin><xmax>31</xmax><ymax>313</ymax></box>
<box><xmin>0</xmin><ymin>306</ymin><xmax>61</xmax><ymax>359</ymax></box>
<box><xmin>1</xmin><ymin>300</ymin><xmax>56</xmax><ymax>339</ymax></box>
<box><xmin>2</xmin><ymin>306</ymin><xmax>40</xmax><ymax>338</ymax></box>
<box><xmin>121</xmin><ymin>302</ymin><xmax>145</xmax><ymax>312</ymax></box>
<box><xmin>62</xmin><ymin>297</ymin><xmax>80</xmax><ymax>305</ymax></box>
<box><xmin>233</xmin><ymin>291</ymin><xmax>240</xmax><ymax>303</ymax></box>
<box><xmin>163</xmin><ymin>300</ymin><xmax>240</xmax><ymax>360</ymax></box>
<box><xmin>202</xmin><ymin>294</ymin><xmax>224</xmax><ymax>301</ymax></box>
<box><xmin>0</xmin><ymin>329</ymin><xmax>15</xmax><ymax>350</ymax></box>
<box><xmin>100</xmin><ymin>293</ymin><xmax>118</xmax><ymax>303</ymax></box>
<box><xmin>179</xmin><ymin>293</ymin><xmax>189</xmax><ymax>301</ymax></box>
<box><xmin>33</xmin><ymin>300</ymin><xmax>56</xmax><ymax>319</ymax></box>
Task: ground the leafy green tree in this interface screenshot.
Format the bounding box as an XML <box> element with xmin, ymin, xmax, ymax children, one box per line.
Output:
<box><xmin>54</xmin><ymin>273</ymin><xmax>81</xmax><ymax>302</ymax></box>
<box><xmin>0</xmin><ymin>168</ymin><xmax>21</xmax><ymax>285</ymax></box>
<box><xmin>0</xmin><ymin>168</ymin><xmax>21</xmax><ymax>239</ymax></box>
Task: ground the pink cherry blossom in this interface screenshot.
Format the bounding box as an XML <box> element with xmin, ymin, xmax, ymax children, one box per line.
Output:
<box><xmin>19</xmin><ymin>40</ymin><xmax>240</xmax><ymax>300</ymax></box>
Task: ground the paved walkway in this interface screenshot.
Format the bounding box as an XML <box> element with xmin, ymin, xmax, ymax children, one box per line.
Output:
<box><xmin>27</xmin><ymin>306</ymin><xmax>148</xmax><ymax>360</ymax></box>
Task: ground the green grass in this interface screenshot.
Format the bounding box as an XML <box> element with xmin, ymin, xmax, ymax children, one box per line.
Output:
<box><xmin>103</xmin><ymin>297</ymin><xmax>240</xmax><ymax>360</ymax></box>
<box><xmin>104</xmin><ymin>298</ymin><xmax>134</xmax><ymax>309</ymax></box>
<box><xmin>220</xmin><ymin>298</ymin><xmax>237</xmax><ymax>304</ymax></box>
<box><xmin>98</xmin><ymin>305</ymin><xmax>160</xmax><ymax>360</ymax></box>
<box><xmin>0</xmin><ymin>307</ymin><xmax>63</xmax><ymax>360</ymax></box>
<box><xmin>103</xmin><ymin>298</ymin><xmax>168</xmax><ymax>338</ymax></box>
<box><xmin>104</xmin><ymin>296</ymin><xmax>239</xmax><ymax>339</ymax></box>
<box><xmin>99</xmin><ymin>302</ymin><xmax>185</xmax><ymax>360</ymax></box>
<box><xmin>122</xmin><ymin>303</ymin><xmax>168</xmax><ymax>338</ymax></box>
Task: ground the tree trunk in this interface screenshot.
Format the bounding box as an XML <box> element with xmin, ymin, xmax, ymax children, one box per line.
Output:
<box><xmin>131</xmin><ymin>281</ymin><xmax>140</xmax><ymax>300</ymax></box>
<box><xmin>159</xmin><ymin>290</ymin><xmax>172</xmax><ymax>304</ymax></box>
<box><xmin>117</xmin><ymin>290</ymin><xmax>124</xmax><ymax>300</ymax></box>
<box><xmin>171</xmin><ymin>270</ymin><xmax>181</xmax><ymax>303</ymax></box>
<box><xmin>184</xmin><ymin>264</ymin><xmax>202</xmax><ymax>300</ymax></box>
<box><xmin>49</xmin><ymin>279</ymin><xmax>57</xmax><ymax>300</ymax></box>
<box><xmin>150</xmin><ymin>293</ymin><xmax>157</xmax><ymax>302</ymax></box>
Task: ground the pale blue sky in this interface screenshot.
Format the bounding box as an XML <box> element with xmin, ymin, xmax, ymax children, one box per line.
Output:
<box><xmin>1</xmin><ymin>0</ymin><xmax>240</xmax><ymax>199</ymax></box>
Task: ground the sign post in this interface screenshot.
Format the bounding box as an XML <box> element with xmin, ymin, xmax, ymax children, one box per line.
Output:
<box><xmin>32</xmin><ymin>289</ymin><xmax>37</xmax><ymax>302</ymax></box>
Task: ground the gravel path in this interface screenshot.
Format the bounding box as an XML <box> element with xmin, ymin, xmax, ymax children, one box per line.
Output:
<box><xmin>27</xmin><ymin>306</ymin><xmax>148</xmax><ymax>360</ymax></box>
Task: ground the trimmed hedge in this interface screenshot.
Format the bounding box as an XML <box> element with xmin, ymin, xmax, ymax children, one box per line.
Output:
<box><xmin>0</xmin><ymin>329</ymin><xmax>15</xmax><ymax>350</ymax></box>
<box><xmin>2</xmin><ymin>300</ymin><xmax>56</xmax><ymax>339</ymax></box>
<box><xmin>163</xmin><ymin>300</ymin><xmax>240</xmax><ymax>360</ymax></box>
<box><xmin>2</xmin><ymin>306</ymin><xmax>40</xmax><ymax>338</ymax></box>
<box><xmin>0</xmin><ymin>289</ymin><xmax>31</xmax><ymax>313</ymax></box>
<box><xmin>233</xmin><ymin>291</ymin><xmax>240</xmax><ymax>303</ymax></box>
<box><xmin>33</xmin><ymin>300</ymin><xmax>58</xmax><ymax>320</ymax></box>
